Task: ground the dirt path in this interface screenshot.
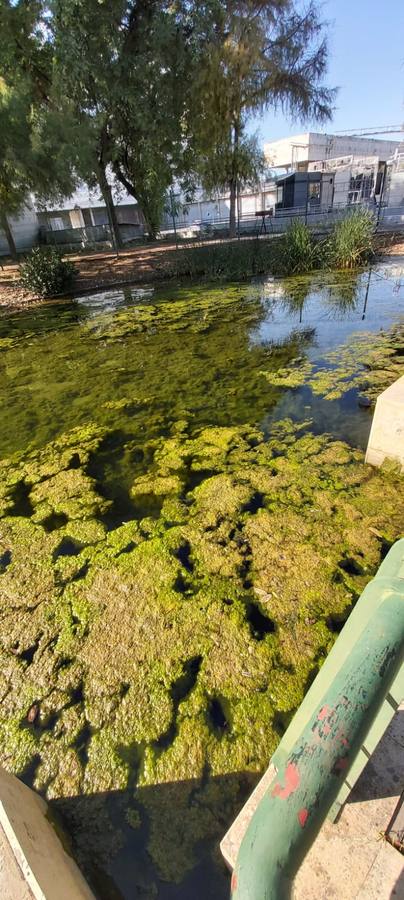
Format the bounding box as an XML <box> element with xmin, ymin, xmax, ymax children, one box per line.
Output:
<box><xmin>0</xmin><ymin>240</ymin><xmax>183</xmax><ymax>307</ymax></box>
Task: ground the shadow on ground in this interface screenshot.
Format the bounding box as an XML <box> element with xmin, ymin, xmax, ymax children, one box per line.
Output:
<box><xmin>348</xmin><ymin>709</ymin><xmax>404</xmax><ymax>805</ymax></box>
<box><xmin>49</xmin><ymin>771</ymin><xmax>259</xmax><ymax>900</ymax></box>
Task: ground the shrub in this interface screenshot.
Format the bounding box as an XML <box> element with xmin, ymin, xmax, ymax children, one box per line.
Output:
<box><xmin>330</xmin><ymin>210</ymin><xmax>375</xmax><ymax>269</ymax></box>
<box><xmin>19</xmin><ymin>247</ymin><xmax>76</xmax><ymax>298</ymax></box>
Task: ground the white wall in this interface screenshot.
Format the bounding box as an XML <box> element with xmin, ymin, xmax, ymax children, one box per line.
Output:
<box><xmin>387</xmin><ymin>171</ymin><xmax>404</xmax><ymax>207</ymax></box>
<box><xmin>0</xmin><ymin>206</ymin><xmax>39</xmax><ymax>256</ymax></box>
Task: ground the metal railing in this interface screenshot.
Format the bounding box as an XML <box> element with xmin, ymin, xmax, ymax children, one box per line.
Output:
<box><xmin>161</xmin><ymin>202</ymin><xmax>404</xmax><ymax>245</ymax></box>
<box><xmin>230</xmin><ymin>538</ymin><xmax>404</xmax><ymax>899</ymax></box>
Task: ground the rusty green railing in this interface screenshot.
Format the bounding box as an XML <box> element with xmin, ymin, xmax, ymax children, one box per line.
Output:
<box><xmin>230</xmin><ymin>538</ymin><xmax>404</xmax><ymax>899</ymax></box>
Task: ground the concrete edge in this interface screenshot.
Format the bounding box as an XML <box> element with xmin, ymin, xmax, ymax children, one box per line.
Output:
<box><xmin>0</xmin><ymin>768</ymin><xmax>94</xmax><ymax>900</ymax></box>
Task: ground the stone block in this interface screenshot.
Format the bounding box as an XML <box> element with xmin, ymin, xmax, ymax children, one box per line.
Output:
<box><xmin>365</xmin><ymin>375</ymin><xmax>404</xmax><ymax>468</ymax></box>
<box><xmin>0</xmin><ymin>767</ymin><xmax>94</xmax><ymax>900</ymax></box>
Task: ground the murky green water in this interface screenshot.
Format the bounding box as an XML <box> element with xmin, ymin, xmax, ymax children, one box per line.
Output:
<box><xmin>1</xmin><ymin>267</ymin><xmax>402</xmax><ymax>458</ymax></box>
<box><xmin>0</xmin><ymin>266</ymin><xmax>403</xmax><ymax>899</ymax></box>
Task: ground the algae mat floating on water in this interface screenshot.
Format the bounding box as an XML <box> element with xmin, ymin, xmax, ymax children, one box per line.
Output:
<box><xmin>0</xmin><ymin>273</ymin><xmax>403</xmax><ymax>898</ymax></box>
<box><xmin>0</xmin><ymin>416</ymin><xmax>403</xmax><ymax>897</ymax></box>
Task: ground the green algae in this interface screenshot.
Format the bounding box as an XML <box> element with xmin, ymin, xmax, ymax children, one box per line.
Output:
<box><xmin>0</xmin><ymin>270</ymin><xmax>403</xmax><ymax>896</ymax></box>
<box><xmin>0</xmin><ymin>412</ymin><xmax>403</xmax><ymax>891</ymax></box>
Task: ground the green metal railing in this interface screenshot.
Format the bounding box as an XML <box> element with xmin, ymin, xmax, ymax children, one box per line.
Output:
<box><xmin>231</xmin><ymin>538</ymin><xmax>404</xmax><ymax>899</ymax></box>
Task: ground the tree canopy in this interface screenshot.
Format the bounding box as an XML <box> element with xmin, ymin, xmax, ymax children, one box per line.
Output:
<box><xmin>0</xmin><ymin>0</ymin><xmax>77</xmax><ymax>255</ymax></box>
<box><xmin>0</xmin><ymin>0</ymin><xmax>335</xmax><ymax>248</ymax></box>
<box><xmin>189</xmin><ymin>0</ymin><xmax>335</xmax><ymax>233</ymax></box>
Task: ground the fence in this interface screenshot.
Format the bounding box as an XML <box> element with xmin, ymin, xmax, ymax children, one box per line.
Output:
<box><xmin>40</xmin><ymin>222</ymin><xmax>143</xmax><ymax>251</ymax></box>
<box><xmin>161</xmin><ymin>203</ymin><xmax>402</xmax><ymax>245</ymax></box>
<box><xmin>161</xmin><ymin>172</ymin><xmax>404</xmax><ymax>243</ymax></box>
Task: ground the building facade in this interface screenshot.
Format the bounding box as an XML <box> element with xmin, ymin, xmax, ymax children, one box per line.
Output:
<box><xmin>37</xmin><ymin>184</ymin><xmax>145</xmax><ymax>245</ymax></box>
<box><xmin>0</xmin><ymin>204</ymin><xmax>39</xmax><ymax>256</ymax></box>
<box><xmin>264</xmin><ymin>132</ymin><xmax>402</xmax><ymax>171</ymax></box>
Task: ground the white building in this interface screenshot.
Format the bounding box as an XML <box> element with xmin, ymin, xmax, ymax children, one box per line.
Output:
<box><xmin>308</xmin><ymin>155</ymin><xmax>385</xmax><ymax>206</ymax></box>
<box><xmin>162</xmin><ymin>180</ymin><xmax>277</xmax><ymax>233</ymax></box>
<box><xmin>0</xmin><ymin>204</ymin><xmax>39</xmax><ymax>256</ymax></box>
<box><xmin>386</xmin><ymin>151</ymin><xmax>404</xmax><ymax>206</ymax></box>
<box><xmin>264</xmin><ymin>132</ymin><xmax>402</xmax><ymax>172</ymax></box>
<box><xmin>37</xmin><ymin>185</ymin><xmax>144</xmax><ymax>242</ymax></box>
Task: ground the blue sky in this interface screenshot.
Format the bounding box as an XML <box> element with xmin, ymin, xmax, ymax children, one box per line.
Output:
<box><xmin>251</xmin><ymin>0</ymin><xmax>404</xmax><ymax>142</ymax></box>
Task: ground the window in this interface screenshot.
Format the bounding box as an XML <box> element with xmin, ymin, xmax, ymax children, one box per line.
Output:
<box><xmin>308</xmin><ymin>181</ymin><xmax>321</xmax><ymax>204</ymax></box>
<box><xmin>49</xmin><ymin>217</ymin><xmax>64</xmax><ymax>231</ymax></box>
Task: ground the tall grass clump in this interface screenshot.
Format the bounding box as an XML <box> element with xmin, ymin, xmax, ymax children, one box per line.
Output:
<box><xmin>330</xmin><ymin>209</ymin><xmax>375</xmax><ymax>269</ymax></box>
<box><xmin>279</xmin><ymin>220</ymin><xmax>324</xmax><ymax>275</ymax></box>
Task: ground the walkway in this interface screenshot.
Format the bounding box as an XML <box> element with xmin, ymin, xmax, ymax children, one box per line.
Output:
<box><xmin>222</xmin><ymin>703</ymin><xmax>404</xmax><ymax>899</ymax></box>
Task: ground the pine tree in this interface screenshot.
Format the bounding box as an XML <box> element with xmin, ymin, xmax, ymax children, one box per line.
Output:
<box><xmin>190</xmin><ymin>0</ymin><xmax>335</xmax><ymax>235</ymax></box>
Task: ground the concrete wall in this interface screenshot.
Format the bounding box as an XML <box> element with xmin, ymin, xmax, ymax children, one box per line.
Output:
<box><xmin>366</xmin><ymin>376</ymin><xmax>404</xmax><ymax>468</ymax></box>
<box><xmin>264</xmin><ymin>132</ymin><xmax>402</xmax><ymax>169</ymax></box>
<box><xmin>0</xmin><ymin>767</ymin><xmax>94</xmax><ymax>899</ymax></box>
<box><xmin>386</xmin><ymin>171</ymin><xmax>404</xmax><ymax>207</ymax></box>
<box><xmin>0</xmin><ymin>206</ymin><xmax>39</xmax><ymax>256</ymax></box>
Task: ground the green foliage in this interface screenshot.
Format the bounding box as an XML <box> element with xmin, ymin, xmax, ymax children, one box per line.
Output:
<box><xmin>0</xmin><ymin>1</ymin><xmax>336</xmax><ymax>243</ymax></box>
<box><xmin>0</xmin><ymin>2</ymin><xmax>77</xmax><ymax>256</ymax></box>
<box><xmin>280</xmin><ymin>221</ymin><xmax>325</xmax><ymax>275</ymax></box>
<box><xmin>190</xmin><ymin>1</ymin><xmax>335</xmax><ymax>233</ymax></box>
<box><xmin>330</xmin><ymin>210</ymin><xmax>375</xmax><ymax>269</ymax></box>
<box><xmin>168</xmin><ymin>240</ymin><xmax>278</xmax><ymax>280</ymax></box>
<box><xmin>19</xmin><ymin>248</ymin><xmax>75</xmax><ymax>298</ymax></box>
<box><xmin>167</xmin><ymin>215</ymin><xmax>376</xmax><ymax>283</ymax></box>
<box><xmin>52</xmin><ymin>0</ymin><xmax>191</xmax><ymax>239</ymax></box>
<box><xmin>197</xmin><ymin>132</ymin><xmax>267</xmax><ymax>196</ymax></box>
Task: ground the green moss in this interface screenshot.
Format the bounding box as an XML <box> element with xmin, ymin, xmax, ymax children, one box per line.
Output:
<box><xmin>0</xmin><ymin>718</ymin><xmax>39</xmax><ymax>774</ymax></box>
<box><xmin>30</xmin><ymin>470</ymin><xmax>111</xmax><ymax>523</ymax></box>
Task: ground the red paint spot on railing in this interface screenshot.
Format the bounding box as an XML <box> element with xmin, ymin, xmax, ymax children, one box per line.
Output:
<box><xmin>272</xmin><ymin>762</ymin><xmax>300</xmax><ymax>799</ymax></box>
<box><xmin>298</xmin><ymin>808</ymin><xmax>308</xmax><ymax>827</ymax></box>
<box><xmin>334</xmin><ymin>756</ymin><xmax>349</xmax><ymax>772</ymax></box>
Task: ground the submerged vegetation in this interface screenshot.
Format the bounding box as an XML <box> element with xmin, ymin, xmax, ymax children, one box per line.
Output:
<box><xmin>0</xmin><ymin>269</ymin><xmax>403</xmax><ymax>896</ymax></box>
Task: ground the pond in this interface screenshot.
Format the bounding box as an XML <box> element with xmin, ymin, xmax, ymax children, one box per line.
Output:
<box><xmin>0</xmin><ymin>264</ymin><xmax>403</xmax><ymax>899</ymax></box>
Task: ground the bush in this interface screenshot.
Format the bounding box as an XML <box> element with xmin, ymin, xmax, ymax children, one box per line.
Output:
<box><xmin>330</xmin><ymin>210</ymin><xmax>375</xmax><ymax>269</ymax></box>
<box><xmin>19</xmin><ymin>247</ymin><xmax>76</xmax><ymax>297</ymax></box>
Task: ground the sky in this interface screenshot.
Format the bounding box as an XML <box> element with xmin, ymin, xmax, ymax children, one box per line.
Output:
<box><xmin>250</xmin><ymin>0</ymin><xmax>404</xmax><ymax>144</ymax></box>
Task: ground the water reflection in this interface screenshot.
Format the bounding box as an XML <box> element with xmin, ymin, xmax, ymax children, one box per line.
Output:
<box><xmin>251</xmin><ymin>265</ymin><xmax>404</xmax><ymax>353</ymax></box>
<box><xmin>0</xmin><ymin>266</ymin><xmax>403</xmax><ymax>460</ymax></box>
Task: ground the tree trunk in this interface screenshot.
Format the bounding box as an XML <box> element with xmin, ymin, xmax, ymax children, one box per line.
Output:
<box><xmin>112</xmin><ymin>162</ymin><xmax>158</xmax><ymax>241</ymax></box>
<box><xmin>97</xmin><ymin>165</ymin><xmax>123</xmax><ymax>254</ymax></box>
<box><xmin>229</xmin><ymin>180</ymin><xmax>237</xmax><ymax>238</ymax></box>
<box><xmin>0</xmin><ymin>212</ymin><xmax>17</xmax><ymax>261</ymax></box>
<box><xmin>229</xmin><ymin>121</ymin><xmax>240</xmax><ymax>238</ymax></box>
